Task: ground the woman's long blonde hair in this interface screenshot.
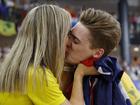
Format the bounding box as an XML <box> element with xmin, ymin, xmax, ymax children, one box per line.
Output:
<box><xmin>0</xmin><ymin>4</ymin><xmax>71</xmax><ymax>92</ymax></box>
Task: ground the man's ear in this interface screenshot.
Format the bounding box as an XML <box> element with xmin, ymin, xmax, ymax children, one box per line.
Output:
<box><xmin>93</xmin><ymin>48</ymin><xmax>104</xmax><ymax>59</ymax></box>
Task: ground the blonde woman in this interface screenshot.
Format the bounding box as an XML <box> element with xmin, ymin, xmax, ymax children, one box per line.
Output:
<box><xmin>0</xmin><ymin>4</ymin><xmax>96</xmax><ymax>105</ymax></box>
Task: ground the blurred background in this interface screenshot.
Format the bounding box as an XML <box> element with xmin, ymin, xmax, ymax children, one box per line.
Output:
<box><xmin>0</xmin><ymin>0</ymin><xmax>140</xmax><ymax>91</ymax></box>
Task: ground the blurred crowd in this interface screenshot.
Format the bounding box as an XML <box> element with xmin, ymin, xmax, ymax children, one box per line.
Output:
<box><xmin>0</xmin><ymin>0</ymin><xmax>140</xmax><ymax>91</ymax></box>
<box><xmin>122</xmin><ymin>56</ymin><xmax>140</xmax><ymax>91</ymax></box>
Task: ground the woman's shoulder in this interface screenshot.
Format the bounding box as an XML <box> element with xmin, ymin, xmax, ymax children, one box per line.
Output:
<box><xmin>27</xmin><ymin>65</ymin><xmax>65</xmax><ymax>105</ymax></box>
<box><xmin>27</xmin><ymin>65</ymin><xmax>58</xmax><ymax>86</ymax></box>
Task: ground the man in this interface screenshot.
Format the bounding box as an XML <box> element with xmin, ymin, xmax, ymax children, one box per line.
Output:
<box><xmin>64</xmin><ymin>8</ymin><xmax>137</xmax><ymax>105</ymax></box>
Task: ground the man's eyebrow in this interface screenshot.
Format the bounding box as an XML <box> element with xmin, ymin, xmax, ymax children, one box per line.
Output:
<box><xmin>69</xmin><ymin>30</ymin><xmax>80</xmax><ymax>42</ymax></box>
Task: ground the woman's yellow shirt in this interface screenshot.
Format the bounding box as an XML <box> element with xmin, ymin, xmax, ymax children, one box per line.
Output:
<box><xmin>0</xmin><ymin>66</ymin><xmax>66</xmax><ymax>105</ymax></box>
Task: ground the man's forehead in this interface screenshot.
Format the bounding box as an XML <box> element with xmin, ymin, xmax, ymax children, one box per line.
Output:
<box><xmin>71</xmin><ymin>22</ymin><xmax>91</xmax><ymax>41</ymax></box>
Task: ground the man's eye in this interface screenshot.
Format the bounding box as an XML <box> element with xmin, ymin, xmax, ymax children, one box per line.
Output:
<box><xmin>73</xmin><ymin>39</ymin><xmax>80</xmax><ymax>44</ymax></box>
<box><xmin>68</xmin><ymin>32</ymin><xmax>80</xmax><ymax>44</ymax></box>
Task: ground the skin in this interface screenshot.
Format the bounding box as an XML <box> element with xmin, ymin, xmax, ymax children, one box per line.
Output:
<box><xmin>65</xmin><ymin>22</ymin><xmax>104</xmax><ymax>64</ymax></box>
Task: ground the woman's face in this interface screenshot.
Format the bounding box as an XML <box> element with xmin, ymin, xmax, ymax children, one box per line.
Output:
<box><xmin>64</xmin><ymin>35</ymin><xmax>69</xmax><ymax>54</ymax></box>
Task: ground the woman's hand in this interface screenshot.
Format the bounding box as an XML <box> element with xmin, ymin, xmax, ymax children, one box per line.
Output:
<box><xmin>74</xmin><ymin>64</ymin><xmax>99</xmax><ymax>78</ymax></box>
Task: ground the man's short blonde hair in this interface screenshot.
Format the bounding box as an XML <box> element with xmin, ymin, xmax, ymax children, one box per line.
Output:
<box><xmin>80</xmin><ymin>8</ymin><xmax>121</xmax><ymax>56</ymax></box>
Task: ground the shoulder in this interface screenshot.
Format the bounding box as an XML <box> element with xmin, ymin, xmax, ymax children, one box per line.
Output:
<box><xmin>28</xmin><ymin>65</ymin><xmax>57</xmax><ymax>86</ymax></box>
<box><xmin>27</xmin><ymin>65</ymin><xmax>66</xmax><ymax>105</ymax></box>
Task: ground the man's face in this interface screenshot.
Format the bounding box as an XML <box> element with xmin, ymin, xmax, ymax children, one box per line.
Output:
<box><xmin>65</xmin><ymin>22</ymin><xmax>94</xmax><ymax>64</ymax></box>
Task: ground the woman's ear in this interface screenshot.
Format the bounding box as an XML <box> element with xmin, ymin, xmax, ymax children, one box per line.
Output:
<box><xmin>93</xmin><ymin>48</ymin><xmax>104</xmax><ymax>59</ymax></box>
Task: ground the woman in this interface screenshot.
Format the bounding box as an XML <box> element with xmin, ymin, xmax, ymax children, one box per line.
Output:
<box><xmin>0</xmin><ymin>4</ymin><xmax>95</xmax><ymax>105</ymax></box>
